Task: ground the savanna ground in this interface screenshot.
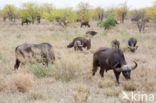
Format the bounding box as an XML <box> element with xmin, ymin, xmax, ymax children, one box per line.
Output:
<box><xmin>0</xmin><ymin>19</ymin><xmax>156</xmax><ymax>103</ymax></box>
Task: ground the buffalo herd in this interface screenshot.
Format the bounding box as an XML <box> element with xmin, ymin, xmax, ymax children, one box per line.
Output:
<box><xmin>14</xmin><ymin>31</ymin><xmax>139</xmax><ymax>85</ymax></box>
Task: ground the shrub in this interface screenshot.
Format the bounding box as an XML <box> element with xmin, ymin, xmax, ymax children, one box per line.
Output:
<box><xmin>97</xmin><ymin>14</ymin><xmax>116</xmax><ymax>30</ymax></box>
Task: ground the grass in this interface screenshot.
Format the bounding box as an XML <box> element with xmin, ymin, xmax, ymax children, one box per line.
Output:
<box><xmin>0</xmin><ymin>19</ymin><xmax>156</xmax><ymax>102</ymax></box>
<box><xmin>103</xmin><ymin>87</ymin><xmax>122</xmax><ymax>96</ymax></box>
<box><xmin>51</xmin><ymin>56</ymin><xmax>77</xmax><ymax>82</ymax></box>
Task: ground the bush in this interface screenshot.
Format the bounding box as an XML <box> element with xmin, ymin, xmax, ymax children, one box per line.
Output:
<box><xmin>97</xmin><ymin>14</ymin><xmax>116</xmax><ymax>30</ymax></box>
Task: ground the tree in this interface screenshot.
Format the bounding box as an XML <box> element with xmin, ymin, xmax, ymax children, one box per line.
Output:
<box><xmin>146</xmin><ymin>2</ymin><xmax>156</xmax><ymax>20</ymax></box>
<box><xmin>77</xmin><ymin>2</ymin><xmax>92</xmax><ymax>22</ymax></box>
<box><xmin>97</xmin><ymin>14</ymin><xmax>116</xmax><ymax>30</ymax></box>
<box><xmin>115</xmin><ymin>2</ymin><xmax>128</xmax><ymax>23</ymax></box>
<box><xmin>40</xmin><ymin>3</ymin><xmax>54</xmax><ymax>19</ymax></box>
<box><xmin>44</xmin><ymin>8</ymin><xmax>77</xmax><ymax>27</ymax></box>
<box><xmin>20</xmin><ymin>2</ymin><xmax>39</xmax><ymax>24</ymax></box>
<box><xmin>92</xmin><ymin>8</ymin><xmax>104</xmax><ymax>21</ymax></box>
<box><xmin>1</xmin><ymin>4</ymin><xmax>19</xmax><ymax>22</ymax></box>
<box><xmin>40</xmin><ymin>3</ymin><xmax>54</xmax><ymax>13</ymax></box>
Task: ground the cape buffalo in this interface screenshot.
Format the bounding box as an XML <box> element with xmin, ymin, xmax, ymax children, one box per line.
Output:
<box><xmin>92</xmin><ymin>48</ymin><xmax>137</xmax><ymax>85</ymax></box>
<box><xmin>14</xmin><ymin>43</ymin><xmax>55</xmax><ymax>70</ymax></box>
<box><xmin>74</xmin><ymin>40</ymin><xmax>83</xmax><ymax>51</ymax></box>
<box><xmin>86</xmin><ymin>31</ymin><xmax>97</xmax><ymax>36</ymax></box>
<box><xmin>67</xmin><ymin>37</ymin><xmax>91</xmax><ymax>51</ymax></box>
<box><xmin>128</xmin><ymin>37</ymin><xmax>138</xmax><ymax>52</ymax></box>
<box><xmin>111</xmin><ymin>39</ymin><xmax>120</xmax><ymax>48</ymax></box>
<box><xmin>81</xmin><ymin>21</ymin><xmax>90</xmax><ymax>28</ymax></box>
<box><xmin>21</xmin><ymin>18</ymin><xmax>31</xmax><ymax>26</ymax></box>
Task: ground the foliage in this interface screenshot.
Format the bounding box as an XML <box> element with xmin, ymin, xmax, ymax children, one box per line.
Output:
<box><xmin>97</xmin><ymin>14</ymin><xmax>116</xmax><ymax>30</ymax></box>
<box><xmin>1</xmin><ymin>4</ymin><xmax>19</xmax><ymax>21</ymax></box>
<box><xmin>77</xmin><ymin>2</ymin><xmax>92</xmax><ymax>22</ymax></box>
<box><xmin>20</xmin><ymin>2</ymin><xmax>40</xmax><ymax>23</ymax></box>
<box><xmin>40</xmin><ymin>3</ymin><xmax>54</xmax><ymax>18</ymax></box>
<box><xmin>92</xmin><ymin>7</ymin><xmax>104</xmax><ymax>21</ymax></box>
<box><xmin>115</xmin><ymin>2</ymin><xmax>128</xmax><ymax>23</ymax></box>
<box><xmin>44</xmin><ymin>8</ymin><xmax>77</xmax><ymax>26</ymax></box>
<box><xmin>40</xmin><ymin>3</ymin><xmax>54</xmax><ymax>13</ymax></box>
<box><xmin>146</xmin><ymin>4</ymin><xmax>156</xmax><ymax>20</ymax></box>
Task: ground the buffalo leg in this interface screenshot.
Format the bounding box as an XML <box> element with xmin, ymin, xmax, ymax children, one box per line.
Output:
<box><xmin>14</xmin><ymin>59</ymin><xmax>20</xmax><ymax>70</ymax></box>
<box><xmin>92</xmin><ymin>64</ymin><xmax>98</xmax><ymax>76</ymax></box>
<box><xmin>113</xmin><ymin>70</ymin><xmax>121</xmax><ymax>85</ymax></box>
<box><xmin>99</xmin><ymin>67</ymin><xmax>104</xmax><ymax>77</ymax></box>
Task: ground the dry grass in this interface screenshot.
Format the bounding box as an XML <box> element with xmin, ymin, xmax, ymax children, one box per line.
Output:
<box><xmin>122</xmin><ymin>80</ymin><xmax>142</xmax><ymax>91</ymax></box>
<box><xmin>10</xmin><ymin>73</ymin><xmax>35</xmax><ymax>92</ymax></box>
<box><xmin>103</xmin><ymin>87</ymin><xmax>122</xmax><ymax>96</ymax></box>
<box><xmin>0</xmin><ymin>19</ymin><xmax>156</xmax><ymax>102</ymax></box>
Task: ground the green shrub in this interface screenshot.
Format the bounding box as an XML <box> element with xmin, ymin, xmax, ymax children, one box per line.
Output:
<box><xmin>97</xmin><ymin>14</ymin><xmax>116</xmax><ymax>30</ymax></box>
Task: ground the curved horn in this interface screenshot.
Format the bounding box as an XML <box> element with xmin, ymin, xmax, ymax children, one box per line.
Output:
<box><xmin>121</xmin><ymin>61</ymin><xmax>138</xmax><ymax>71</ymax></box>
<box><xmin>131</xmin><ymin>61</ymin><xmax>138</xmax><ymax>70</ymax></box>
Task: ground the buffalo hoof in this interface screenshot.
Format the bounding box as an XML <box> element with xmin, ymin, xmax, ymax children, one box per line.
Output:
<box><xmin>92</xmin><ymin>72</ymin><xmax>95</xmax><ymax>76</ymax></box>
<box><xmin>115</xmin><ymin>82</ymin><xmax>120</xmax><ymax>86</ymax></box>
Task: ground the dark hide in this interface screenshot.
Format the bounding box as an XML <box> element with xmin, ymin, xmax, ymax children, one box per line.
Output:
<box><xmin>74</xmin><ymin>40</ymin><xmax>83</xmax><ymax>51</ymax></box>
<box><xmin>81</xmin><ymin>21</ymin><xmax>90</xmax><ymax>28</ymax></box>
<box><xmin>111</xmin><ymin>39</ymin><xmax>120</xmax><ymax>48</ymax></box>
<box><xmin>67</xmin><ymin>37</ymin><xmax>91</xmax><ymax>51</ymax></box>
<box><xmin>86</xmin><ymin>31</ymin><xmax>98</xmax><ymax>36</ymax></box>
<box><xmin>92</xmin><ymin>48</ymin><xmax>137</xmax><ymax>85</ymax></box>
<box><xmin>21</xmin><ymin>18</ymin><xmax>32</xmax><ymax>26</ymax></box>
<box><xmin>128</xmin><ymin>37</ymin><xmax>138</xmax><ymax>52</ymax></box>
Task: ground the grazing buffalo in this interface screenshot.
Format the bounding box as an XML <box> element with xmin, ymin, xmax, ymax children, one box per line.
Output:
<box><xmin>86</xmin><ymin>31</ymin><xmax>98</xmax><ymax>36</ymax></box>
<box><xmin>21</xmin><ymin>18</ymin><xmax>31</xmax><ymax>26</ymax></box>
<box><xmin>67</xmin><ymin>37</ymin><xmax>91</xmax><ymax>51</ymax></box>
<box><xmin>74</xmin><ymin>40</ymin><xmax>83</xmax><ymax>51</ymax></box>
<box><xmin>92</xmin><ymin>48</ymin><xmax>138</xmax><ymax>85</ymax></box>
<box><xmin>14</xmin><ymin>43</ymin><xmax>55</xmax><ymax>69</ymax></box>
<box><xmin>81</xmin><ymin>21</ymin><xmax>90</xmax><ymax>28</ymax></box>
<box><xmin>111</xmin><ymin>39</ymin><xmax>120</xmax><ymax>48</ymax></box>
<box><xmin>128</xmin><ymin>37</ymin><xmax>138</xmax><ymax>52</ymax></box>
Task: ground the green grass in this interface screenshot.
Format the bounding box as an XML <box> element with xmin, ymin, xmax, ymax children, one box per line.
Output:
<box><xmin>28</xmin><ymin>64</ymin><xmax>52</xmax><ymax>77</ymax></box>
